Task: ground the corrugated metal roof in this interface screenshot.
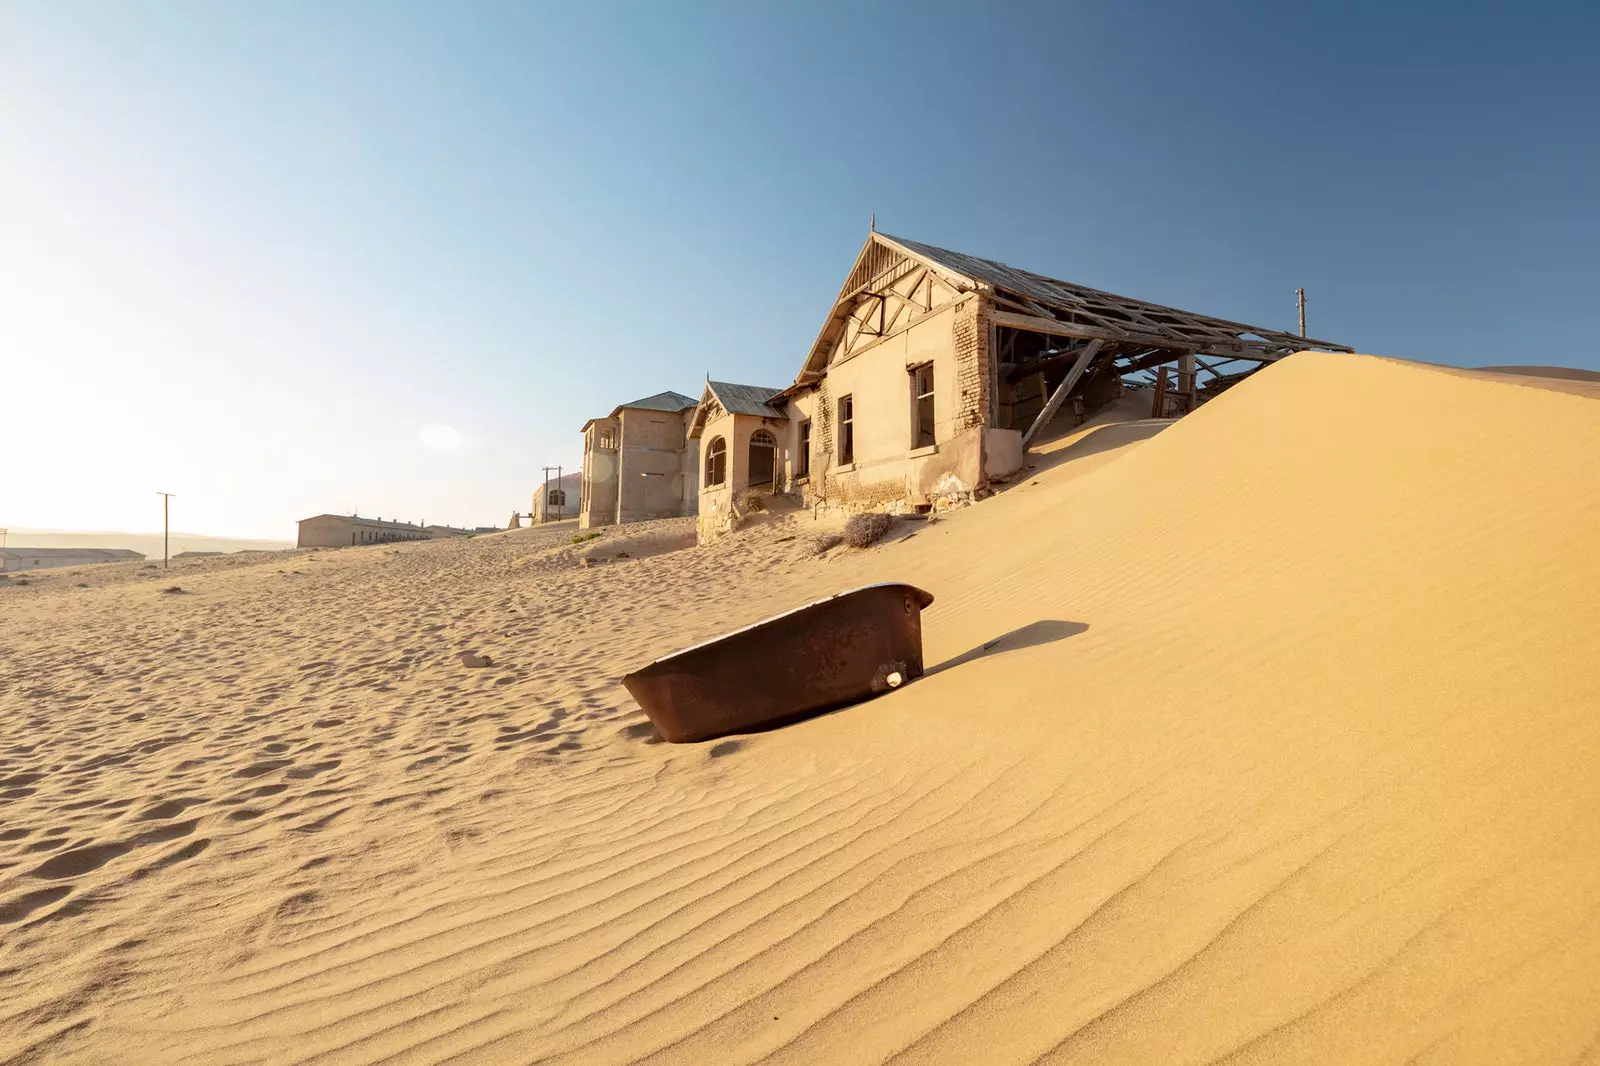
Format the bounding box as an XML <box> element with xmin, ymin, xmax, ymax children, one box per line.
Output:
<box><xmin>618</xmin><ymin>390</ymin><xmax>699</xmax><ymax>414</ymax></box>
<box><xmin>708</xmin><ymin>381</ymin><xmax>787</xmax><ymax>419</ymax></box>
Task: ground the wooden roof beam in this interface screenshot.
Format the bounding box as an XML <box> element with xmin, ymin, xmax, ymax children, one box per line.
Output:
<box><xmin>990</xmin><ymin>309</ymin><xmax>1301</xmax><ymax>362</ymax></box>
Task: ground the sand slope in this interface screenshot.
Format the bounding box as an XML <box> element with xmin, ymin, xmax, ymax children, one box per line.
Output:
<box><xmin>2</xmin><ymin>352</ymin><xmax>1597</xmax><ymax>1064</ymax></box>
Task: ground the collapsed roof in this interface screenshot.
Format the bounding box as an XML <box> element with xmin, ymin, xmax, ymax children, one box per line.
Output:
<box><xmin>793</xmin><ymin>231</ymin><xmax>1351</xmax><ymax>391</ymax></box>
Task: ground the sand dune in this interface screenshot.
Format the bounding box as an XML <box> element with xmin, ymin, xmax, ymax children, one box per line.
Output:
<box><xmin>2</xmin><ymin>352</ymin><xmax>1597</xmax><ymax>1064</ymax></box>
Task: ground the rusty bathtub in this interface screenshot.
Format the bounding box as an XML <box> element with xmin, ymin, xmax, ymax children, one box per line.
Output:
<box><xmin>621</xmin><ymin>582</ymin><xmax>936</xmax><ymax>743</ymax></box>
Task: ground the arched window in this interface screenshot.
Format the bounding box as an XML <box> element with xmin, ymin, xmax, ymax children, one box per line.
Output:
<box><xmin>705</xmin><ymin>436</ymin><xmax>727</xmax><ymax>486</ymax></box>
<box><xmin>547</xmin><ymin>488</ymin><xmax>567</xmax><ymax>507</ymax></box>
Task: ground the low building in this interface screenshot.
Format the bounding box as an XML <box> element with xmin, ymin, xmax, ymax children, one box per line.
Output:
<box><xmin>532</xmin><ymin>471</ymin><xmax>583</xmax><ymax>524</ymax></box>
<box><xmin>1</xmin><ymin>547</ymin><xmax>145</xmax><ymax>572</ymax></box>
<box><xmin>296</xmin><ymin>515</ymin><xmax>432</xmax><ymax>548</ymax></box>
<box><xmin>577</xmin><ymin>390</ymin><xmax>701</xmax><ymax>528</ymax></box>
<box><xmin>172</xmin><ymin>551</ymin><xmax>223</xmax><ymax>559</ymax></box>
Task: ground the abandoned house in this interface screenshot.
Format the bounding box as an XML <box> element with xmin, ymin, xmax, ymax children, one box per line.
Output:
<box><xmin>738</xmin><ymin>229</ymin><xmax>1352</xmax><ymax>522</ymax></box>
<box><xmin>686</xmin><ymin>380</ymin><xmax>789</xmax><ymax>538</ymax></box>
<box><xmin>577</xmin><ymin>390</ymin><xmax>701</xmax><ymax>528</ymax></box>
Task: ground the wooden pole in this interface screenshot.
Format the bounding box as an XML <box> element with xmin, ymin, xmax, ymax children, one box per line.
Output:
<box><xmin>1022</xmin><ymin>339</ymin><xmax>1103</xmax><ymax>449</ymax></box>
<box><xmin>1296</xmin><ymin>288</ymin><xmax>1306</xmax><ymax>338</ymax></box>
<box><xmin>1151</xmin><ymin>366</ymin><xmax>1170</xmax><ymax>419</ymax></box>
<box><xmin>156</xmin><ymin>492</ymin><xmax>175</xmax><ymax>567</ymax></box>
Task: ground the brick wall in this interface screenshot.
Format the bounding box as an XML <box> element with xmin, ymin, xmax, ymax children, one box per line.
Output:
<box><xmin>953</xmin><ymin>295</ymin><xmax>991</xmax><ymax>432</ymax></box>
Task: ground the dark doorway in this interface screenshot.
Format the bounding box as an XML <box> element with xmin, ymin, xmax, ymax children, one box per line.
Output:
<box><xmin>748</xmin><ymin>429</ymin><xmax>776</xmax><ymax>489</ymax></box>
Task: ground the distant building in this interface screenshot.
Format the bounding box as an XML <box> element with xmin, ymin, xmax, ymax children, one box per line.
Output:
<box><xmin>532</xmin><ymin>471</ymin><xmax>583</xmax><ymax>523</ymax></box>
<box><xmin>422</xmin><ymin>524</ymin><xmax>475</xmax><ymax>539</ymax></box>
<box><xmin>296</xmin><ymin>515</ymin><xmax>433</xmax><ymax>548</ymax></box>
<box><xmin>0</xmin><ymin>547</ymin><xmax>145</xmax><ymax>572</ymax></box>
<box><xmin>172</xmin><ymin>551</ymin><xmax>223</xmax><ymax>559</ymax></box>
<box><xmin>577</xmin><ymin>390</ymin><xmax>702</xmax><ymax>528</ymax></box>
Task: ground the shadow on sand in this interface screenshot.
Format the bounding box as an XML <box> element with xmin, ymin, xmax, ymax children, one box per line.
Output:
<box><xmin>926</xmin><ymin>619</ymin><xmax>1089</xmax><ymax>676</ymax></box>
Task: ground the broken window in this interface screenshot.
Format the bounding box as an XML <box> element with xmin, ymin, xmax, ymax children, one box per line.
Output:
<box><xmin>705</xmin><ymin>436</ymin><xmax>727</xmax><ymax>486</ymax></box>
<box><xmin>547</xmin><ymin>488</ymin><xmax>566</xmax><ymax>507</ymax></box>
<box><xmin>838</xmin><ymin>395</ymin><xmax>854</xmax><ymax>464</ymax></box>
<box><xmin>796</xmin><ymin>420</ymin><xmax>811</xmax><ymax>478</ymax></box>
<box><xmin>911</xmin><ymin>364</ymin><xmax>935</xmax><ymax>447</ymax></box>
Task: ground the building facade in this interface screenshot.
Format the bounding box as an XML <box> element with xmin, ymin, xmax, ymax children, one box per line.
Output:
<box><xmin>531</xmin><ymin>471</ymin><xmax>583</xmax><ymax>524</ymax></box>
<box><xmin>686</xmin><ymin>381</ymin><xmax>789</xmax><ymax>540</ymax></box>
<box><xmin>577</xmin><ymin>391</ymin><xmax>701</xmax><ymax>529</ymax></box>
<box><xmin>296</xmin><ymin>515</ymin><xmax>439</xmax><ymax>548</ymax></box>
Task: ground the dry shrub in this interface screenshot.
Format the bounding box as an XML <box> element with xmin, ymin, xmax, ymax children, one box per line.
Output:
<box><xmin>813</xmin><ymin>533</ymin><xmax>844</xmax><ymax>555</ymax></box>
<box><xmin>843</xmin><ymin>512</ymin><xmax>893</xmax><ymax>549</ymax></box>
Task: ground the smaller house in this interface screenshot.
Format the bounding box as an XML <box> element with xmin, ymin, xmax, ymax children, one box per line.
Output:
<box><xmin>686</xmin><ymin>381</ymin><xmax>789</xmax><ymax>540</ymax></box>
<box><xmin>532</xmin><ymin>471</ymin><xmax>583</xmax><ymax>524</ymax></box>
<box><xmin>1</xmin><ymin>547</ymin><xmax>145</xmax><ymax>572</ymax></box>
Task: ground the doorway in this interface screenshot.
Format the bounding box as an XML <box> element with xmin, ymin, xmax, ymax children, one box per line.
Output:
<box><xmin>748</xmin><ymin>429</ymin><xmax>776</xmax><ymax>490</ymax></box>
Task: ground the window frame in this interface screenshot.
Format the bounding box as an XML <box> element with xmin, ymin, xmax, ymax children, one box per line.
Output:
<box><xmin>704</xmin><ymin>435</ymin><xmax>727</xmax><ymax>487</ymax></box>
<box><xmin>796</xmin><ymin>419</ymin><xmax>811</xmax><ymax>479</ymax></box>
<box><xmin>911</xmin><ymin>363</ymin><xmax>935</xmax><ymax>449</ymax></box>
<box><xmin>837</xmin><ymin>394</ymin><xmax>854</xmax><ymax>465</ymax></box>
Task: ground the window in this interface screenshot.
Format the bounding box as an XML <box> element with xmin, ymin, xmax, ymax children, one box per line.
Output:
<box><xmin>837</xmin><ymin>395</ymin><xmax>854</xmax><ymax>464</ymax></box>
<box><xmin>547</xmin><ymin>488</ymin><xmax>567</xmax><ymax>507</ymax></box>
<box><xmin>705</xmin><ymin>435</ymin><xmax>727</xmax><ymax>486</ymax></box>
<box><xmin>796</xmin><ymin>420</ymin><xmax>811</xmax><ymax>478</ymax></box>
<box><xmin>911</xmin><ymin>364</ymin><xmax>935</xmax><ymax>448</ymax></box>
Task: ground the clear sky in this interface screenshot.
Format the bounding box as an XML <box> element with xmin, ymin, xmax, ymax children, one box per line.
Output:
<box><xmin>4</xmin><ymin>2</ymin><xmax>1595</xmax><ymax>541</ymax></box>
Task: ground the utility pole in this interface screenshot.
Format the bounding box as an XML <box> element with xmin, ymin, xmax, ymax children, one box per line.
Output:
<box><xmin>156</xmin><ymin>492</ymin><xmax>175</xmax><ymax>568</ymax></box>
<box><xmin>1295</xmin><ymin>288</ymin><xmax>1306</xmax><ymax>338</ymax></box>
<box><xmin>541</xmin><ymin>465</ymin><xmax>564</xmax><ymax>523</ymax></box>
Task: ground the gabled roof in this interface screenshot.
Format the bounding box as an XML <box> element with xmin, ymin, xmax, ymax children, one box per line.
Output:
<box><xmin>687</xmin><ymin>380</ymin><xmax>788</xmax><ymax>438</ymax></box>
<box><xmin>618</xmin><ymin>390</ymin><xmax>699</xmax><ymax>414</ymax></box>
<box><xmin>709</xmin><ymin>381</ymin><xmax>787</xmax><ymax>417</ymax></box>
<box><xmin>795</xmin><ymin>231</ymin><xmax>1351</xmax><ymax>381</ymax></box>
<box><xmin>580</xmin><ymin>389</ymin><xmax>699</xmax><ymax>432</ymax></box>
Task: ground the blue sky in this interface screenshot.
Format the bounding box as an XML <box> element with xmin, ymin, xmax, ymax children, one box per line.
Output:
<box><xmin>3</xmin><ymin>2</ymin><xmax>1595</xmax><ymax>539</ymax></box>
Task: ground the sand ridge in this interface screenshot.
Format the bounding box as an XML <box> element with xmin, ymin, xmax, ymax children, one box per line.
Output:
<box><xmin>2</xmin><ymin>352</ymin><xmax>1598</xmax><ymax>1063</ymax></box>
